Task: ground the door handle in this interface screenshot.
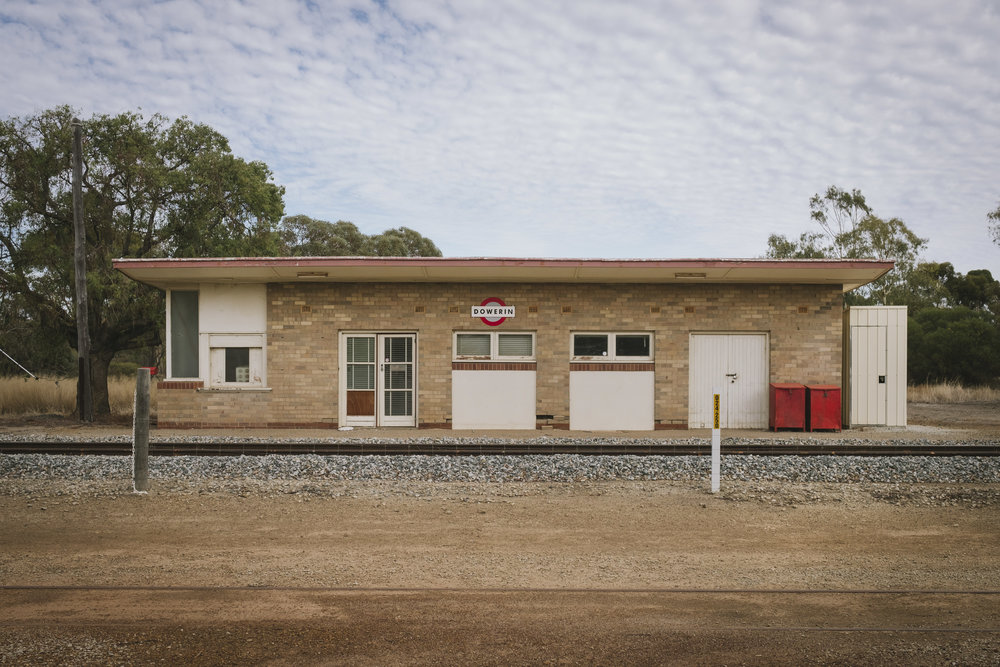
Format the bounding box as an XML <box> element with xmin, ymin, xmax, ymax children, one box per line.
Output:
<box><xmin>725</xmin><ymin>372</ymin><xmax>738</xmax><ymax>383</ymax></box>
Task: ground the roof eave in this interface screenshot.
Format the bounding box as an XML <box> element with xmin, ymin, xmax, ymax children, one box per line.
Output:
<box><xmin>112</xmin><ymin>256</ymin><xmax>895</xmax><ymax>292</ymax></box>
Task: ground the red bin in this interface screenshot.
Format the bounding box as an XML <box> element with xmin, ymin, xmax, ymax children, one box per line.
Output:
<box><xmin>806</xmin><ymin>384</ymin><xmax>842</xmax><ymax>431</ymax></box>
<box><xmin>769</xmin><ymin>383</ymin><xmax>806</xmax><ymax>431</ymax></box>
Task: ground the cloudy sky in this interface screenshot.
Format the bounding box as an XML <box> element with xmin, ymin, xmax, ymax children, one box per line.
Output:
<box><xmin>2</xmin><ymin>0</ymin><xmax>998</xmax><ymax>274</ymax></box>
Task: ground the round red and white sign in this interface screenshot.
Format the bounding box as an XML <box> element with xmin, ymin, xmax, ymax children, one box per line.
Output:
<box><xmin>473</xmin><ymin>297</ymin><xmax>514</xmax><ymax>326</ymax></box>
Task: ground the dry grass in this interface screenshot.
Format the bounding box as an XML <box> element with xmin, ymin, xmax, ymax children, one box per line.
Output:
<box><xmin>0</xmin><ymin>375</ymin><xmax>156</xmax><ymax>416</ymax></box>
<box><xmin>908</xmin><ymin>381</ymin><xmax>1000</xmax><ymax>403</ymax></box>
<box><xmin>1</xmin><ymin>377</ymin><xmax>995</xmax><ymax>417</ymax></box>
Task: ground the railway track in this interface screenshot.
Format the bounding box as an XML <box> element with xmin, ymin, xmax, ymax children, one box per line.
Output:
<box><xmin>1</xmin><ymin>440</ymin><xmax>998</xmax><ymax>457</ymax></box>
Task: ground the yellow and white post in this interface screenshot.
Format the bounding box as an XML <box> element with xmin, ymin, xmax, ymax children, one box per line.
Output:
<box><xmin>711</xmin><ymin>388</ymin><xmax>721</xmax><ymax>493</ymax></box>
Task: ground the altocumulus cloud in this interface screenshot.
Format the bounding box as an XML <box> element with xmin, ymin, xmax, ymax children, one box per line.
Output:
<box><xmin>1</xmin><ymin>0</ymin><xmax>998</xmax><ymax>272</ymax></box>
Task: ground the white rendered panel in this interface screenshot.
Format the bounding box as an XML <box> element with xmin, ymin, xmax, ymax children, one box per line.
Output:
<box><xmin>569</xmin><ymin>371</ymin><xmax>654</xmax><ymax>431</ymax></box>
<box><xmin>199</xmin><ymin>283</ymin><xmax>266</xmax><ymax>333</ymax></box>
<box><xmin>452</xmin><ymin>371</ymin><xmax>536</xmax><ymax>430</ymax></box>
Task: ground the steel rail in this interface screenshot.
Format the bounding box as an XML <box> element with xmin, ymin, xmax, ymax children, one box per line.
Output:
<box><xmin>3</xmin><ymin>584</ymin><xmax>999</xmax><ymax>594</ymax></box>
<box><xmin>1</xmin><ymin>441</ymin><xmax>998</xmax><ymax>457</ymax></box>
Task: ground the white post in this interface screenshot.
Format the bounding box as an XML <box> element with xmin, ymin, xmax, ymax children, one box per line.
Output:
<box><xmin>711</xmin><ymin>388</ymin><xmax>721</xmax><ymax>493</ymax></box>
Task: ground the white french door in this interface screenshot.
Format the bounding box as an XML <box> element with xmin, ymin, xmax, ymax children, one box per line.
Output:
<box><xmin>340</xmin><ymin>333</ymin><xmax>416</xmax><ymax>427</ymax></box>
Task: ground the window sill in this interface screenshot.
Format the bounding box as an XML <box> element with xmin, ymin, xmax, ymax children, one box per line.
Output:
<box><xmin>571</xmin><ymin>359</ymin><xmax>653</xmax><ymax>363</ymax></box>
<box><xmin>198</xmin><ymin>386</ymin><xmax>273</xmax><ymax>393</ymax></box>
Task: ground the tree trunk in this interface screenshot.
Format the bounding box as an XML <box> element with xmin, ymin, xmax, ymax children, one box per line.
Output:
<box><xmin>89</xmin><ymin>349</ymin><xmax>115</xmax><ymax>417</ymax></box>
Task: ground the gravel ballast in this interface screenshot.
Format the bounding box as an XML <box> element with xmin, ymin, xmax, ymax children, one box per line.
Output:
<box><xmin>2</xmin><ymin>435</ymin><xmax>998</xmax><ymax>491</ymax></box>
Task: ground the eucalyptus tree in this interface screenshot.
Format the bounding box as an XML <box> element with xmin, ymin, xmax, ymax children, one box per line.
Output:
<box><xmin>0</xmin><ymin>106</ymin><xmax>285</xmax><ymax>414</ymax></box>
<box><xmin>766</xmin><ymin>186</ymin><xmax>927</xmax><ymax>305</ymax></box>
<box><xmin>278</xmin><ymin>215</ymin><xmax>442</xmax><ymax>257</ymax></box>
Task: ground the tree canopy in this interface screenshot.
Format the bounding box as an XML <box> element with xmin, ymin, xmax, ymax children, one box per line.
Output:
<box><xmin>766</xmin><ymin>186</ymin><xmax>927</xmax><ymax>305</ymax></box>
<box><xmin>0</xmin><ymin>106</ymin><xmax>286</xmax><ymax>412</ymax></box>
<box><xmin>765</xmin><ymin>186</ymin><xmax>1000</xmax><ymax>387</ymax></box>
<box><xmin>989</xmin><ymin>200</ymin><xmax>1000</xmax><ymax>246</ymax></box>
<box><xmin>909</xmin><ymin>306</ymin><xmax>1000</xmax><ymax>386</ymax></box>
<box><xmin>0</xmin><ymin>106</ymin><xmax>448</xmax><ymax>411</ymax></box>
<box><xmin>278</xmin><ymin>215</ymin><xmax>442</xmax><ymax>257</ymax></box>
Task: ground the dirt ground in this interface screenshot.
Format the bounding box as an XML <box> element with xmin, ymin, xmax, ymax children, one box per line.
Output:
<box><xmin>1</xmin><ymin>403</ymin><xmax>999</xmax><ymax>665</ymax></box>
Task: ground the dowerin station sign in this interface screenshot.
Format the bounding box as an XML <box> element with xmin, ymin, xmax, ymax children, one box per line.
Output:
<box><xmin>472</xmin><ymin>297</ymin><xmax>515</xmax><ymax>326</ymax></box>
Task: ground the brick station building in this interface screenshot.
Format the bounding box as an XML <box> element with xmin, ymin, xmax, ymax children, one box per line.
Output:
<box><xmin>113</xmin><ymin>256</ymin><xmax>892</xmax><ymax>430</ymax></box>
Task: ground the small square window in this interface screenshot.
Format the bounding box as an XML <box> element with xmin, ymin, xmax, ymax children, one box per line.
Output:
<box><xmin>615</xmin><ymin>335</ymin><xmax>650</xmax><ymax>358</ymax></box>
<box><xmin>572</xmin><ymin>333</ymin><xmax>652</xmax><ymax>361</ymax></box>
<box><xmin>573</xmin><ymin>335</ymin><xmax>608</xmax><ymax>357</ymax></box>
<box><xmin>208</xmin><ymin>334</ymin><xmax>264</xmax><ymax>387</ymax></box>
<box><xmin>498</xmin><ymin>333</ymin><xmax>533</xmax><ymax>357</ymax></box>
<box><xmin>454</xmin><ymin>332</ymin><xmax>534</xmax><ymax>361</ymax></box>
<box><xmin>225</xmin><ymin>348</ymin><xmax>250</xmax><ymax>382</ymax></box>
<box><xmin>456</xmin><ymin>333</ymin><xmax>491</xmax><ymax>357</ymax></box>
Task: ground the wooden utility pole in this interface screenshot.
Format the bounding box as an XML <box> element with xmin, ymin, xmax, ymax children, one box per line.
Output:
<box><xmin>72</xmin><ymin>118</ymin><xmax>93</xmax><ymax>422</ymax></box>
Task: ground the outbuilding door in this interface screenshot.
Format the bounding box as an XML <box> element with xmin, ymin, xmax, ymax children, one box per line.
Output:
<box><xmin>340</xmin><ymin>333</ymin><xmax>416</xmax><ymax>427</ymax></box>
<box><xmin>689</xmin><ymin>333</ymin><xmax>768</xmax><ymax>428</ymax></box>
<box><xmin>849</xmin><ymin>324</ymin><xmax>888</xmax><ymax>425</ymax></box>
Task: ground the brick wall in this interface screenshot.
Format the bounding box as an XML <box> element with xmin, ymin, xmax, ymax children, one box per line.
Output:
<box><xmin>157</xmin><ymin>281</ymin><xmax>844</xmax><ymax>428</ymax></box>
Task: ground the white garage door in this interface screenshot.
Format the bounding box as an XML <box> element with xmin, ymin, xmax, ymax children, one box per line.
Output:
<box><xmin>689</xmin><ymin>333</ymin><xmax>768</xmax><ymax>428</ymax></box>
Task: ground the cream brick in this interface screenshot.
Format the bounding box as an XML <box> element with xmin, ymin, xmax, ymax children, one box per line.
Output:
<box><xmin>157</xmin><ymin>282</ymin><xmax>844</xmax><ymax>428</ymax></box>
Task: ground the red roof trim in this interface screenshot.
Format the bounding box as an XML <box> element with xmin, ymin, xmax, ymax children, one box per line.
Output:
<box><xmin>113</xmin><ymin>256</ymin><xmax>894</xmax><ymax>270</ymax></box>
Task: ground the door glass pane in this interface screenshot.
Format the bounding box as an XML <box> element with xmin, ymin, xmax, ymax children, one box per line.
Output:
<box><xmin>170</xmin><ymin>291</ymin><xmax>199</xmax><ymax>377</ymax></box>
<box><xmin>456</xmin><ymin>333</ymin><xmax>491</xmax><ymax>357</ymax></box>
<box><xmin>385</xmin><ymin>337</ymin><xmax>412</xmax><ymax>362</ymax></box>
<box><xmin>385</xmin><ymin>390</ymin><xmax>412</xmax><ymax>416</ymax></box>
<box><xmin>616</xmin><ymin>334</ymin><xmax>650</xmax><ymax>358</ymax></box>
<box><xmin>346</xmin><ymin>336</ymin><xmax>375</xmax><ymax>390</ymax></box>
<box><xmin>498</xmin><ymin>333</ymin><xmax>533</xmax><ymax>357</ymax></box>
<box><xmin>384</xmin><ymin>364</ymin><xmax>412</xmax><ymax>390</ymax></box>
<box><xmin>347</xmin><ymin>336</ymin><xmax>374</xmax><ymax>363</ymax></box>
<box><xmin>574</xmin><ymin>334</ymin><xmax>608</xmax><ymax>357</ymax></box>
<box><xmin>346</xmin><ymin>364</ymin><xmax>374</xmax><ymax>390</ymax></box>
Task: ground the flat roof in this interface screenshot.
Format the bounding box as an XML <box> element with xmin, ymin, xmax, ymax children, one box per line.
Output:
<box><xmin>113</xmin><ymin>256</ymin><xmax>894</xmax><ymax>292</ymax></box>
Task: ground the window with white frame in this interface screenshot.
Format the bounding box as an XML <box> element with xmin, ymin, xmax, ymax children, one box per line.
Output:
<box><xmin>208</xmin><ymin>334</ymin><xmax>265</xmax><ymax>387</ymax></box>
<box><xmin>454</xmin><ymin>332</ymin><xmax>535</xmax><ymax>360</ymax></box>
<box><xmin>571</xmin><ymin>332</ymin><xmax>652</xmax><ymax>361</ymax></box>
<box><xmin>168</xmin><ymin>290</ymin><xmax>199</xmax><ymax>378</ymax></box>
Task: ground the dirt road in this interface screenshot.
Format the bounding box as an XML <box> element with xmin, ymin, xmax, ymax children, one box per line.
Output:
<box><xmin>2</xmin><ymin>479</ymin><xmax>999</xmax><ymax>665</ymax></box>
<box><xmin>3</xmin><ymin>400</ymin><xmax>999</xmax><ymax>665</ymax></box>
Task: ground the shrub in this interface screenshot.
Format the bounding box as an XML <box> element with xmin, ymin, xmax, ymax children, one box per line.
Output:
<box><xmin>909</xmin><ymin>307</ymin><xmax>1000</xmax><ymax>387</ymax></box>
